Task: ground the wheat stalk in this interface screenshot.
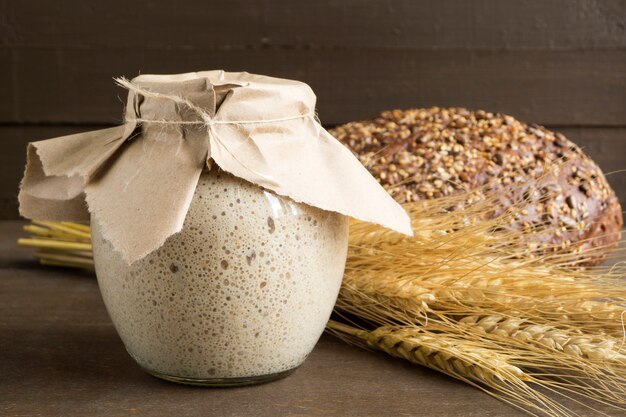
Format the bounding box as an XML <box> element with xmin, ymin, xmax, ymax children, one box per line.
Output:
<box><xmin>327</xmin><ymin>320</ymin><xmax>528</xmax><ymax>381</ymax></box>
<box><xmin>327</xmin><ymin>320</ymin><xmax>582</xmax><ymax>417</ymax></box>
<box><xmin>457</xmin><ymin>315</ymin><xmax>626</xmax><ymax>363</ymax></box>
<box><xmin>344</xmin><ymin>191</ymin><xmax>626</xmax><ymax>338</ymax></box>
<box><xmin>17</xmin><ymin>221</ymin><xmax>94</xmax><ymax>270</ymax></box>
<box><xmin>342</xmin><ymin>263</ymin><xmax>626</xmax><ymax>335</ymax></box>
<box><xmin>336</xmin><ymin>180</ymin><xmax>626</xmax><ymax>415</ymax></box>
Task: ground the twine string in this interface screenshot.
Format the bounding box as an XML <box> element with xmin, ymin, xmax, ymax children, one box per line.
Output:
<box><xmin>115</xmin><ymin>77</ymin><xmax>313</xmax><ymax>127</ymax></box>
<box><xmin>114</xmin><ymin>77</ymin><xmax>313</xmax><ymax>186</ymax></box>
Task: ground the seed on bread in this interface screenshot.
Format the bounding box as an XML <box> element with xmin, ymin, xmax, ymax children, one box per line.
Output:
<box><xmin>331</xmin><ymin>107</ymin><xmax>623</xmax><ymax>266</ymax></box>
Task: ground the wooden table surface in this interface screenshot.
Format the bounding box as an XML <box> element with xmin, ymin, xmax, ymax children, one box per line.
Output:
<box><xmin>1</xmin><ymin>220</ymin><xmax>623</xmax><ymax>417</ymax></box>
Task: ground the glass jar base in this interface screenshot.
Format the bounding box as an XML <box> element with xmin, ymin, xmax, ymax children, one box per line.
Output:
<box><xmin>143</xmin><ymin>366</ymin><xmax>299</xmax><ymax>387</ymax></box>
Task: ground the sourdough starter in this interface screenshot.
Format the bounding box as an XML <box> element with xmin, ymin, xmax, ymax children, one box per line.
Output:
<box><xmin>92</xmin><ymin>170</ymin><xmax>348</xmax><ymax>382</ymax></box>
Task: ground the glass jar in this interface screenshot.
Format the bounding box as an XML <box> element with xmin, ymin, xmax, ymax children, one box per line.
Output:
<box><xmin>91</xmin><ymin>169</ymin><xmax>349</xmax><ymax>386</ymax></box>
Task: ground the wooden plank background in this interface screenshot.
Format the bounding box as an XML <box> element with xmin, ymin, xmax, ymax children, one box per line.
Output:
<box><xmin>1</xmin><ymin>0</ymin><xmax>625</xmax><ymax>218</ymax></box>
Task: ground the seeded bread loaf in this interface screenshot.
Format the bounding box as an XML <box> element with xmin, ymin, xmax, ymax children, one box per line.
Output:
<box><xmin>331</xmin><ymin>107</ymin><xmax>622</xmax><ymax>265</ymax></box>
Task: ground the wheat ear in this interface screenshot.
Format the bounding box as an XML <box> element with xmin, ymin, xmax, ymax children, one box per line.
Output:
<box><xmin>457</xmin><ymin>315</ymin><xmax>626</xmax><ymax>363</ymax></box>
<box><xmin>327</xmin><ymin>320</ymin><xmax>575</xmax><ymax>417</ymax></box>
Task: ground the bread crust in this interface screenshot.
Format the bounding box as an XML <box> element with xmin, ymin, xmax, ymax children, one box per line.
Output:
<box><xmin>331</xmin><ymin>107</ymin><xmax>623</xmax><ymax>265</ymax></box>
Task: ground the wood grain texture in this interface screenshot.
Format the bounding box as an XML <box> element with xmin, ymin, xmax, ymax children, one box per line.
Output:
<box><xmin>1</xmin><ymin>48</ymin><xmax>625</xmax><ymax>125</ymax></box>
<box><xmin>2</xmin><ymin>125</ymin><xmax>624</xmax><ymax>220</ymax></box>
<box><xmin>2</xmin><ymin>0</ymin><xmax>625</xmax><ymax>49</ymax></box>
<box><xmin>1</xmin><ymin>220</ymin><xmax>624</xmax><ymax>417</ymax></box>
<box><xmin>1</xmin><ymin>0</ymin><xmax>625</xmax><ymax>125</ymax></box>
